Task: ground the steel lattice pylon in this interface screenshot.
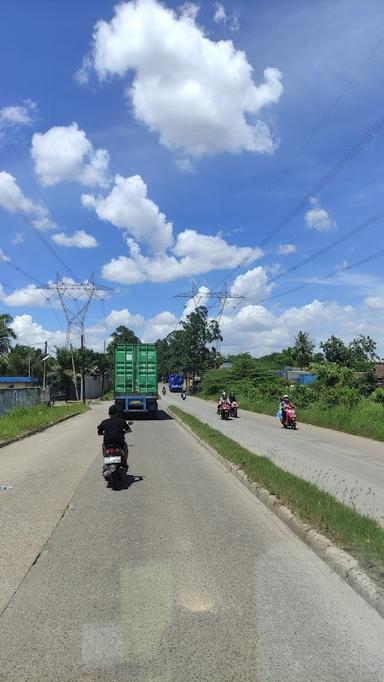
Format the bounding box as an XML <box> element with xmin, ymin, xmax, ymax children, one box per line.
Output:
<box><xmin>174</xmin><ymin>280</ymin><xmax>245</xmax><ymax>353</ymax></box>
<box><xmin>39</xmin><ymin>274</ymin><xmax>113</xmax><ymax>346</ymax></box>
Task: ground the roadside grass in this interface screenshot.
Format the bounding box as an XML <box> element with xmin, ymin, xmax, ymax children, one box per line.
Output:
<box><xmin>0</xmin><ymin>403</ymin><xmax>89</xmax><ymax>443</ymax></box>
<box><xmin>170</xmin><ymin>405</ymin><xmax>384</xmax><ymax>585</ymax></box>
<box><xmin>101</xmin><ymin>390</ymin><xmax>114</xmax><ymax>401</ymax></box>
<box><xmin>199</xmin><ymin>392</ymin><xmax>384</xmax><ymax>442</ymax></box>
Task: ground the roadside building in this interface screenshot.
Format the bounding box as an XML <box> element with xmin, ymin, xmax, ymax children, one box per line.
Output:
<box><xmin>0</xmin><ymin>376</ymin><xmax>38</xmax><ymax>389</ymax></box>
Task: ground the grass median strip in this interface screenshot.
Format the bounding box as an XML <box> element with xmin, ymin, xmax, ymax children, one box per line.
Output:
<box><xmin>0</xmin><ymin>403</ymin><xmax>89</xmax><ymax>443</ymax></box>
<box><xmin>169</xmin><ymin>405</ymin><xmax>384</xmax><ymax>586</ymax></box>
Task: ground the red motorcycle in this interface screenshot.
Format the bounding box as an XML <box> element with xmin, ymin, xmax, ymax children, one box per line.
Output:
<box><xmin>230</xmin><ymin>400</ymin><xmax>238</xmax><ymax>418</ymax></box>
<box><xmin>218</xmin><ymin>401</ymin><xmax>230</xmax><ymax>420</ymax></box>
<box><xmin>282</xmin><ymin>405</ymin><xmax>297</xmax><ymax>430</ymax></box>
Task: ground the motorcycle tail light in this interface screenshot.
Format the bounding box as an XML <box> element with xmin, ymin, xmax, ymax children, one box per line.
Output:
<box><xmin>106</xmin><ymin>448</ymin><xmax>118</xmax><ymax>454</ymax></box>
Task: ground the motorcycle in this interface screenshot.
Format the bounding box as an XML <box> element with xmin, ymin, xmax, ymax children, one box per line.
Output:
<box><xmin>181</xmin><ymin>391</ymin><xmax>186</xmax><ymax>400</ymax></box>
<box><xmin>162</xmin><ymin>386</ymin><xmax>166</xmax><ymax>396</ymax></box>
<box><xmin>218</xmin><ymin>401</ymin><xmax>230</xmax><ymax>420</ymax></box>
<box><xmin>282</xmin><ymin>406</ymin><xmax>297</xmax><ymax>430</ymax></box>
<box><xmin>230</xmin><ymin>400</ymin><xmax>238</xmax><ymax>418</ymax></box>
<box><xmin>102</xmin><ymin>422</ymin><xmax>133</xmax><ymax>489</ymax></box>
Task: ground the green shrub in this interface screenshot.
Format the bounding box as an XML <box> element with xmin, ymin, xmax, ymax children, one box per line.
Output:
<box><xmin>309</xmin><ymin>362</ymin><xmax>356</xmax><ymax>388</ymax></box>
<box><xmin>288</xmin><ymin>384</ymin><xmax>315</xmax><ymax>408</ymax></box>
<box><xmin>370</xmin><ymin>387</ymin><xmax>384</xmax><ymax>405</ymax></box>
<box><xmin>318</xmin><ymin>386</ymin><xmax>361</xmax><ymax>409</ymax></box>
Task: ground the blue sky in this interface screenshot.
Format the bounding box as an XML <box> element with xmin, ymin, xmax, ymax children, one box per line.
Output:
<box><xmin>1</xmin><ymin>0</ymin><xmax>384</xmax><ymax>356</ymax></box>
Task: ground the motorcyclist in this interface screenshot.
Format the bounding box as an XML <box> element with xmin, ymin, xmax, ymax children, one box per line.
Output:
<box><xmin>228</xmin><ymin>391</ymin><xmax>236</xmax><ymax>404</ymax></box>
<box><xmin>97</xmin><ymin>405</ymin><xmax>132</xmax><ymax>468</ymax></box>
<box><xmin>217</xmin><ymin>391</ymin><xmax>228</xmax><ymax>413</ymax></box>
<box><xmin>162</xmin><ymin>386</ymin><xmax>166</xmax><ymax>396</ymax></box>
<box><xmin>279</xmin><ymin>394</ymin><xmax>291</xmax><ymax>423</ymax></box>
<box><xmin>181</xmin><ymin>389</ymin><xmax>186</xmax><ymax>400</ymax></box>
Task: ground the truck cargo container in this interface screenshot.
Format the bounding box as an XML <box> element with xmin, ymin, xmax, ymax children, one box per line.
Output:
<box><xmin>168</xmin><ymin>373</ymin><xmax>184</xmax><ymax>392</ymax></box>
<box><xmin>114</xmin><ymin>344</ymin><xmax>158</xmax><ymax>418</ymax></box>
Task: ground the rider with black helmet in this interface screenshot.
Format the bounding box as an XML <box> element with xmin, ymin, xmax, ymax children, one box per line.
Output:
<box><xmin>97</xmin><ymin>405</ymin><xmax>132</xmax><ymax>468</ymax></box>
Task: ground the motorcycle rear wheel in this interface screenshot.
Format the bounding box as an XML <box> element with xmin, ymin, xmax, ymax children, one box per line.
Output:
<box><xmin>111</xmin><ymin>470</ymin><xmax>119</xmax><ymax>490</ymax></box>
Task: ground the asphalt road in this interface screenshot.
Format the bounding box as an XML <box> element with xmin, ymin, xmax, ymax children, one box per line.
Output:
<box><xmin>0</xmin><ymin>404</ymin><xmax>384</xmax><ymax>681</ymax></box>
<box><xmin>162</xmin><ymin>390</ymin><xmax>384</xmax><ymax>525</ymax></box>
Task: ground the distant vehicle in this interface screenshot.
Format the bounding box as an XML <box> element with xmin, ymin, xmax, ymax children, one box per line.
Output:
<box><xmin>218</xmin><ymin>401</ymin><xmax>230</xmax><ymax>420</ymax></box>
<box><xmin>282</xmin><ymin>405</ymin><xmax>297</xmax><ymax>430</ymax></box>
<box><xmin>230</xmin><ymin>400</ymin><xmax>238</xmax><ymax>418</ymax></box>
<box><xmin>113</xmin><ymin>344</ymin><xmax>158</xmax><ymax>418</ymax></box>
<box><xmin>168</xmin><ymin>373</ymin><xmax>184</xmax><ymax>392</ymax></box>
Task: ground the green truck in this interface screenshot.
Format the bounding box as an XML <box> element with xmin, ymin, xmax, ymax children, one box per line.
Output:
<box><xmin>114</xmin><ymin>343</ymin><xmax>158</xmax><ymax>418</ymax></box>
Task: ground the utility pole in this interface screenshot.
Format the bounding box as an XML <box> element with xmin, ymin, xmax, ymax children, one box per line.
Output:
<box><xmin>28</xmin><ymin>353</ymin><xmax>31</xmax><ymax>378</ymax></box>
<box><xmin>43</xmin><ymin>340</ymin><xmax>47</xmax><ymax>390</ymax></box>
<box><xmin>70</xmin><ymin>344</ymin><xmax>79</xmax><ymax>401</ymax></box>
<box><xmin>81</xmin><ymin>333</ymin><xmax>86</xmax><ymax>404</ymax></box>
<box><xmin>101</xmin><ymin>339</ymin><xmax>106</xmax><ymax>397</ymax></box>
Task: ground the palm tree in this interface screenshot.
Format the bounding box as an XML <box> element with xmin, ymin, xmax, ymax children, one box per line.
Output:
<box><xmin>293</xmin><ymin>330</ymin><xmax>315</xmax><ymax>370</ymax></box>
<box><xmin>0</xmin><ymin>314</ymin><xmax>16</xmax><ymax>356</ymax></box>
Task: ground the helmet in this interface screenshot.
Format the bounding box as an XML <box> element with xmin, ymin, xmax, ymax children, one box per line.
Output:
<box><xmin>222</xmin><ymin>391</ymin><xmax>227</xmax><ymax>397</ymax></box>
<box><xmin>109</xmin><ymin>405</ymin><xmax>117</xmax><ymax>416</ymax></box>
<box><xmin>283</xmin><ymin>394</ymin><xmax>289</xmax><ymax>399</ymax></box>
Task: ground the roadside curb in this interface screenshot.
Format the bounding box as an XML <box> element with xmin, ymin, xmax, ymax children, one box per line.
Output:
<box><xmin>168</xmin><ymin>407</ymin><xmax>384</xmax><ymax>621</ymax></box>
<box><xmin>0</xmin><ymin>410</ymin><xmax>88</xmax><ymax>449</ymax></box>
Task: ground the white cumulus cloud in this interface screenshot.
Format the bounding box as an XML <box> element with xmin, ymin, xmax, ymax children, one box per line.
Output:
<box><xmin>213</xmin><ymin>2</ymin><xmax>239</xmax><ymax>31</ymax></box>
<box><xmin>182</xmin><ymin>285</ymin><xmax>210</xmax><ymax>318</ymax></box>
<box><xmin>0</xmin><ymin>100</ymin><xmax>37</xmax><ymax>142</ymax></box>
<box><xmin>0</xmin><ymin>283</ymin><xmax>48</xmax><ymax>307</ymax></box>
<box><xmin>277</xmin><ymin>243</ymin><xmax>296</xmax><ymax>255</ymax></box>
<box><xmin>0</xmin><ymin>248</ymin><xmax>10</xmax><ymax>262</ymax></box>
<box><xmin>51</xmin><ymin>230</ymin><xmax>98</xmax><ymax>248</ymax></box>
<box><xmin>105</xmin><ymin>308</ymin><xmax>144</xmax><ymax>328</ymax></box>
<box><xmin>230</xmin><ymin>266</ymin><xmax>272</xmax><ymax>304</ymax></box>
<box><xmin>0</xmin><ymin>171</ymin><xmax>55</xmax><ymax>231</ymax></box>
<box><xmin>80</xmin><ymin>0</ymin><xmax>282</xmax><ymax>156</ymax></box>
<box><xmin>213</xmin><ymin>2</ymin><xmax>227</xmax><ymax>23</ymax></box>
<box><xmin>82</xmin><ymin>174</ymin><xmax>173</xmax><ymax>252</ymax></box>
<box><xmin>365</xmin><ymin>296</ymin><xmax>384</xmax><ymax>310</ymax></box>
<box><xmin>11</xmin><ymin>314</ymin><xmax>66</xmax><ymax>347</ymax></box>
<box><xmin>220</xmin><ymin>299</ymin><xmax>356</xmax><ymax>355</ymax></box>
<box><xmin>141</xmin><ymin>310</ymin><xmax>179</xmax><ymax>341</ymax></box>
<box><xmin>31</xmin><ymin>122</ymin><xmax>110</xmax><ymax>187</ymax></box>
<box><xmin>305</xmin><ymin>196</ymin><xmax>336</xmax><ymax>232</ymax></box>
<box><xmin>102</xmin><ymin>231</ymin><xmax>263</xmax><ymax>284</ymax></box>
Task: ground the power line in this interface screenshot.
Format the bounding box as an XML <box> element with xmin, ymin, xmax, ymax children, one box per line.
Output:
<box><xmin>255</xmin><ymin>246</ymin><xmax>384</xmax><ymax>306</ymax></box>
<box><xmin>205</xmin><ymin>105</ymin><xmax>384</xmax><ymax>298</ymax></box>
<box><xmin>0</xmin><ymin>182</ymin><xmax>78</xmax><ymax>280</ymax></box>
<box><xmin>257</xmin><ymin>108</ymin><xmax>384</xmax><ymax>248</ymax></box>
<box><xmin>248</xmin><ymin>34</ymin><xmax>384</xmax><ymax>222</ymax></box>
<box><xmin>3</xmin><ymin>258</ymin><xmax>46</xmax><ymax>286</ymax></box>
<box><xmin>269</xmin><ymin>208</ymin><xmax>384</xmax><ymax>286</ymax></box>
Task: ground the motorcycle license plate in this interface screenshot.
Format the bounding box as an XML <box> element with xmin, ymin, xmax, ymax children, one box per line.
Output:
<box><xmin>104</xmin><ymin>456</ymin><xmax>122</xmax><ymax>464</ymax></box>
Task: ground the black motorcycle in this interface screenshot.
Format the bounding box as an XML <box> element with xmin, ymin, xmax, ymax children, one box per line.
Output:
<box><xmin>102</xmin><ymin>423</ymin><xmax>133</xmax><ymax>490</ymax></box>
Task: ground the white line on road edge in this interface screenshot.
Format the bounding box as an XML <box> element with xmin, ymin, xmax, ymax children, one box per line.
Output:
<box><xmin>168</xmin><ymin>408</ymin><xmax>384</xmax><ymax>621</ymax></box>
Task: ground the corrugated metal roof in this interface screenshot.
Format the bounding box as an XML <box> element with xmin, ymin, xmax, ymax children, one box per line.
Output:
<box><xmin>0</xmin><ymin>377</ymin><xmax>38</xmax><ymax>383</ymax></box>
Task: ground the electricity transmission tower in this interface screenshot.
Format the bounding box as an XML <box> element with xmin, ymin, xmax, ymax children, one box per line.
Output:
<box><xmin>39</xmin><ymin>274</ymin><xmax>113</xmax><ymax>346</ymax></box>
<box><xmin>174</xmin><ymin>281</ymin><xmax>245</xmax><ymax>352</ymax></box>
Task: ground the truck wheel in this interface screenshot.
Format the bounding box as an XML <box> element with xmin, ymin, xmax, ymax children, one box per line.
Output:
<box><xmin>147</xmin><ymin>399</ymin><xmax>158</xmax><ymax>419</ymax></box>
